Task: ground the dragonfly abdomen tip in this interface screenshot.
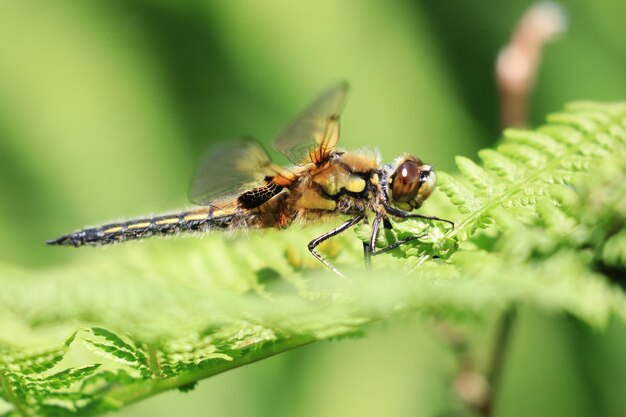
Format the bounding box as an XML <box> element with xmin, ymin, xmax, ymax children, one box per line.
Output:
<box><xmin>47</xmin><ymin>234</ymin><xmax>83</xmax><ymax>247</ymax></box>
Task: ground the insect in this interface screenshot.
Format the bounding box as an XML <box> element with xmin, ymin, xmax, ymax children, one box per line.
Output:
<box><xmin>48</xmin><ymin>82</ymin><xmax>452</xmax><ymax>277</ymax></box>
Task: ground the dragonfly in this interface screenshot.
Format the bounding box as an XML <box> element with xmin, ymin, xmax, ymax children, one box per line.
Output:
<box><xmin>48</xmin><ymin>82</ymin><xmax>452</xmax><ymax>277</ymax></box>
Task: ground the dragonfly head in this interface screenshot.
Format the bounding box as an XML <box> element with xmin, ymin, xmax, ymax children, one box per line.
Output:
<box><xmin>385</xmin><ymin>155</ymin><xmax>436</xmax><ymax>211</ymax></box>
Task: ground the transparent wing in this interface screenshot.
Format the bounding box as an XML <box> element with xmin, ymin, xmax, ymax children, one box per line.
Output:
<box><xmin>189</xmin><ymin>138</ymin><xmax>278</xmax><ymax>206</ymax></box>
<box><xmin>272</xmin><ymin>81</ymin><xmax>349</xmax><ymax>165</ymax></box>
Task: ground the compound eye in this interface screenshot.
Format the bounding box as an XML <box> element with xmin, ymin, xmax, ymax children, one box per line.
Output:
<box><xmin>391</xmin><ymin>160</ymin><xmax>421</xmax><ymax>203</ymax></box>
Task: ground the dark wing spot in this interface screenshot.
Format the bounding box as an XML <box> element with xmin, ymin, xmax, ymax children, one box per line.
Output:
<box><xmin>238</xmin><ymin>181</ymin><xmax>284</xmax><ymax>209</ymax></box>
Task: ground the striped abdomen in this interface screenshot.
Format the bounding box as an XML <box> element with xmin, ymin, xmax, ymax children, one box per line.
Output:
<box><xmin>47</xmin><ymin>208</ymin><xmax>246</xmax><ymax>247</ymax></box>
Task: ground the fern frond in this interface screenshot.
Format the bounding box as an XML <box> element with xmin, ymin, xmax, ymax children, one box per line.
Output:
<box><xmin>1</xmin><ymin>102</ymin><xmax>626</xmax><ymax>417</ymax></box>
<box><xmin>438</xmin><ymin>102</ymin><xmax>626</xmax><ymax>244</ymax></box>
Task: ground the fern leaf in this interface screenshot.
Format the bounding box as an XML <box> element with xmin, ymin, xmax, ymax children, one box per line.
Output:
<box><xmin>442</xmin><ymin>102</ymin><xmax>626</xmax><ymax>244</ymax></box>
<box><xmin>82</xmin><ymin>328</ymin><xmax>151</xmax><ymax>378</ymax></box>
<box><xmin>1</xmin><ymin>101</ymin><xmax>626</xmax><ymax>417</ymax></box>
<box><xmin>477</xmin><ymin>149</ymin><xmax>522</xmax><ymax>183</ymax></box>
<box><xmin>603</xmin><ymin>230</ymin><xmax>626</xmax><ymax>268</ymax></box>
<box><xmin>503</xmin><ymin>129</ymin><xmax>567</xmax><ymax>156</ymax></box>
<box><xmin>454</xmin><ymin>156</ymin><xmax>498</xmax><ymax>193</ymax></box>
<box><xmin>436</xmin><ymin>172</ymin><xmax>483</xmax><ymax>214</ymax></box>
<box><xmin>497</xmin><ymin>142</ymin><xmax>550</xmax><ymax>167</ymax></box>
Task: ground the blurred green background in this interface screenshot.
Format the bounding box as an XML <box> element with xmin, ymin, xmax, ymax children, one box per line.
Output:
<box><xmin>1</xmin><ymin>0</ymin><xmax>625</xmax><ymax>416</ymax></box>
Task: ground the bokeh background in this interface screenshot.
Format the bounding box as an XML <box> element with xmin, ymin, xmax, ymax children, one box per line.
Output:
<box><xmin>1</xmin><ymin>0</ymin><xmax>625</xmax><ymax>416</ymax></box>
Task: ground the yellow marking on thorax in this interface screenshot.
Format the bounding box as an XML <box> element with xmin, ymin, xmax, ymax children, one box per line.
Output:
<box><xmin>183</xmin><ymin>213</ymin><xmax>208</xmax><ymax>221</ymax></box>
<box><xmin>155</xmin><ymin>218</ymin><xmax>179</xmax><ymax>225</ymax></box>
<box><xmin>128</xmin><ymin>222</ymin><xmax>151</xmax><ymax>229</ymax></box>
<box><xmin>312</xmin><ymin>169</ymin><xmax>340</xmax><ymax>195</ymax></box>
<box><xmin>371</xmin><ymin>173</ymin><xmax>379</xmax><ymax>185</ymax></box>
<box><xmin>311</xmin><ymin>156</ymin><xmax>376</xmax><ymax>197</ymax></box>
<box><xmin>297</xmin><ymin>188</ymin><xmax>337</xmax><ymax>211</ymax></box>
<box><xmin>103</xmin><ymin>226</ymin><xmax>123</xmax><ymax>234</ymax></box>
<box><xmin>345</xmin><ymin>176</ymin><xmax>366</xmax><ymax>193</ymax></box>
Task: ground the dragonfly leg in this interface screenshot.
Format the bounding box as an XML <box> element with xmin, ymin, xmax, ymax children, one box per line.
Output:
<box><xmin>384</xmin><ymin>205</ymin><xmax>455</xmax><ymax>229</ymax></box>
<box><xmin>363</xmin><ymin>214</ymin><xmax>382</xmax><ymax>269</ymax></box>
<box><xmin>363</xmin><ymin>213</ymin><xmax>427</xmax><ymax>258</ymax></box>
<box><xmin>369</xmin><ymin>234</ymin><xmax>427</xmax><ymax>256</ymax></box>
<box><xmin>308</xmin><ymin>213</ymin><xmax>365</xmax><ymax>279</ymax></box>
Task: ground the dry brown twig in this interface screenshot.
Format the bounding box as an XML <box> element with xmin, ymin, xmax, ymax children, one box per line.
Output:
<box><xmin>496</xmin><ymin>2</ymin><xmax>567</xmax><ymax>127</ymax></box>
<box><xmin>445</xmin><ymin>3</ymin><xmax>567</xmax><ymax>416</ymax></box>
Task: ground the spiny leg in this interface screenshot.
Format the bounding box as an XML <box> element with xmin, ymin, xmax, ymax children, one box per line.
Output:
<box><xmin>384</xmin><ymin>205</ymin><xmax>455</xmax><ymax>229</ymax></box>
<box><xmin>363</xmin><ymin>214</ymin><xmax>382</xmax><ymax>269</ymax></box>
<box><xmin>363</xmin><ymin>213</ymin><xmax>427</xmax><ymax>259</ymax></box>
<box><xmin>308</xmin><ymin>213</ymin><xmax>365</xmax><ymax>279</ymax></box>
<box><xmin>369</xmin><ymin>234</ymin><xmax>427</xmax><ymax>256</ymax></box>
<box><xmin>360</xmin><ymin>215</ymin><xmax>371</xmax><ymax>269</ymax></box>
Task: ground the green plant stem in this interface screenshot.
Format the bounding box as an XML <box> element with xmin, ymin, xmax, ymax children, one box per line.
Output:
<box><xmin>481</xmin><ymin>307</ymin><xmax>517</xmax><ymax>416</ymax></box>
<box><xmin>102</xmin><ymin>335</ymin><xmax>316</xmax><ymax>408</ymax></box>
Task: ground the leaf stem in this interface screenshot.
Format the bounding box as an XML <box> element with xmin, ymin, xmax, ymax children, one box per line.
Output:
<box><xmin>481</xmin><ymin>307</ymin><xmax>517</xmax><ymax>416</ymax></box>
<box><xmin>103</xmin><ymin>335</ymin><xmax>316</xmax><ymax>407</ymax></box>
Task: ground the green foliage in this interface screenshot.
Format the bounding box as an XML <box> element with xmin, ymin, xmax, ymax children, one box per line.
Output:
<box><xmin>1</xmin><ymin>102</ymin><xmax>626</xmax><ymax>416</ymax></box>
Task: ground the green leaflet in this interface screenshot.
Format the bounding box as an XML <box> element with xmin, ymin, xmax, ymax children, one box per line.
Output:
<box><xmin>1</xmin><ymin>102</ymin><xmax>626</xmax><ymax>416</ymax></box>
<box><xmin>81</xmin><ymin>328</ymin><xmax>151</xmax><ymax>378</ymax></box>
<box><xmin>437</xmin><ymin>102</ymin><xmax>626</xmax><ymax>244</ymax></box>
